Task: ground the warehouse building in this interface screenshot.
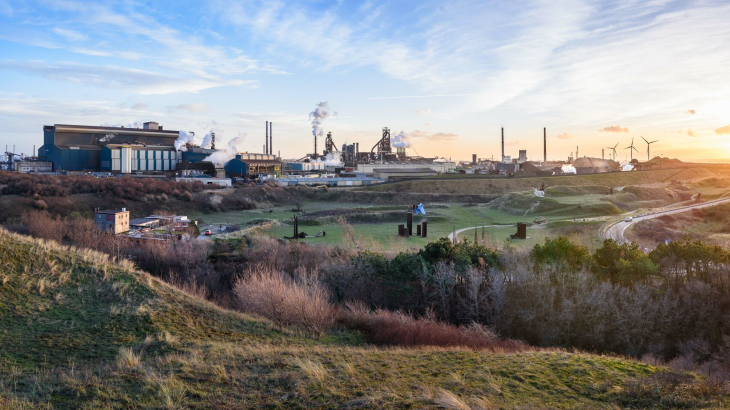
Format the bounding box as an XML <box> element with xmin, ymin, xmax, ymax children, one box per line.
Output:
<box><xmin>224</xmin><ymin>153</ymin><xmax>282</xmax><ymax>178</ymax></box>
<box><xmin>14</xmin><ymin>160</ymin><xmax>53</xmax><ymax>173</ymax></box>
<box><xmin>40</xmin><ymin>122</ymin><xmax>180</xmax><ymax>172</ymax></box>
<box><xmin>355</xmin><ymin>160</ymin><xmax>455</xmax><ymax>174</ymax></box>
<box><xmin>373</xmin><ymin>168</ymin><xmax>439</xmax><ymax>181</ymax></box>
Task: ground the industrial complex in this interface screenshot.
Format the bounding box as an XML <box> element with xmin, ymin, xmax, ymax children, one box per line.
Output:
<box><xmin>0</xmin><ymin>119</ymin><xmax>656</xmax><ymax>184</ymax></box>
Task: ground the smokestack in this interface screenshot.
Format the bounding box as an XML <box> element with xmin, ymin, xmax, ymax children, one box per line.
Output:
<box><xmin>472</xmin><ymin>154</ymin><xmax>477</xmax><ymax>165</ymax></box>
<box><xmin>269</xmin><ymin>122</ymin><xmax>273</xmax><ymax>156</ymax></box>
<box><xmin>543</xmin><ymin>127</ymin><xmax>546</xmax><ymax>163</ymax></box>
<box><xmin>265</xmin><ymin>121</ymin><xmax>269</xmax><ymax>155</ymax></box>
<box><xmin>576</xmin><ymin>145</ymin><xmax>579</xmax><ymax>158</ymax></box>
<box><xmin>501</xmin><ymin>128</ymin><xmax>504</xmax><ymax>162</ymax></box>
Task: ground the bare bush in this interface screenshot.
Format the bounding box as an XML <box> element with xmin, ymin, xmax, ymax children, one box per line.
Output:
<box><xmin>338</xmin><ymin>302</ymin><xmax>527</xmax><ymax>351</ymax></box>
<box><xmin>234</xmin><ymin>268</ymin><xmax>336</xmax><ymax>338</ymax></box>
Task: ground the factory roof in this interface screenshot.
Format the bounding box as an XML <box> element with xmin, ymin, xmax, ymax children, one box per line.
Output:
<box><xmin>130</xmin><ymin>218</ymin><xmax>157</xmax><ymax>226</ymax></box>
<box><xmin>228</xmin><ymin>159</ymin><xmax>282</xmax><ymax>164</ymax></box>
<box><xmin>96</xmin><ymin>209</ymin><xmax>129</xmax><ymax>214</ymax></box>
<box><xmin>50</xmin><ymin>124</ymin><xmax>179</xmax><ymax>136</ymax></box>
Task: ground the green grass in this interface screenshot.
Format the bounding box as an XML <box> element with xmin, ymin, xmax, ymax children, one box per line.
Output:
<box><xmin>195</xmin><ymin>200</ymin><xmax>609</xmax><ymax>251</ymax></box>
<box><xmin>361</xmin><ymin>168</ymin><xmax>712</xmax><ymax>195</ymax></box>
<box><xmin>0</xmin><ymin>229</ymin><xmax>726</xmax><ymax>408</ymax></box>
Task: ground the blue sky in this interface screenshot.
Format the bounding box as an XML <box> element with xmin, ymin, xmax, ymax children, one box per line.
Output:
<box><xmin>1</xmin><ymin>0</ymin><xmax>730</xmax><ymax>161</ymax></box>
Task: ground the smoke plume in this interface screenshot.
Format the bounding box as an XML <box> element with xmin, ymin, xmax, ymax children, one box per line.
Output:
<box><xmin>200</xmin><ymin>132</ymin><xmax>214</xmax><ymax>149</ymax></box>
<box><xmin>620</xmin><ymin>162</ymin><xmax>634</xmax><ymax>172</ymax></box>
<box><xmin>175</xmin><ymin>131</ymin><xmax>196</xmax><ymax>151</ymax></box>
<box><xmin>309</xmin><ymin>101</ymin><xmax>330</xmax><ymax>137</ymax></box>
<box><xmin>391</xmin><ymin>131</ymin><xmax>411</xmax><ymax>148</ymax></box>
<box><xmin>560</xmin><ymin>164</ymin><xmax>577</xmax><ymax>174</ymax></box>
<box><xmin>203</xmin><ymin>134</ymin><xmax>245</xmax><ymax>167</ymax></box>
<box><xmin>323</xmin><ymin>152</ymin><xmax>343</xmax><ymax>167</ymax></box>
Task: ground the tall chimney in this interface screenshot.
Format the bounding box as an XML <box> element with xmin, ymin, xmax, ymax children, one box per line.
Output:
<box><xmin>576</xmin><ymin>145</ymin><xmax>579</xmax><ymax>159</ymax></box>
<box><xmin>602</xmin><ymin>148</ymin><xmax>605</xmax><ymax>159</ymax></box>
<box><xmin>265</xmin><ymin>121</ymin><xmax>269</xmax><ymax>155</ymax></box>
<box><xmin>269</xmin><ymin>122</ymin><xmax>273</xmax><ymax>156</ymax></box>
<box><xmin>501</xmin><ymin>128</ymin><xmax>504</xmax><ymax>162</ymax></box>
<box><xmin>543</xmin><ymin>127</ymin><xmax>546</xmax><ymax>163</ymax></box>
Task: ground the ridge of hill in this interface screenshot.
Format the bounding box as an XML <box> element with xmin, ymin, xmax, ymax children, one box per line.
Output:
<box><xmin>0</xmin><ymin>229</ymin><xmax>718</xmax><ymax>409</ymax></box>
<box><xmin>362</xmin><ymin>168</ymin><xmax>710</xmax><ymax>195</ymax></box>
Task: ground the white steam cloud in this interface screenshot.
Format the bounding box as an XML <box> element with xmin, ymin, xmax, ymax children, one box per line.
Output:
<box><xmin>200</xmin><ymin>132</ymin><xmax>214</xmax><ymax>149</ymax></box>
<box><xmin>175</xmin><ymin>131</ymin><xmax>196</xmax><ymax>151</ymax></box>
<box><xmin>391</xmin><ymin>131</ymin><xmax>411</xmax><ymax>148</ymax></box>
<box><xmin>561</xmin><ymin>164</ymin><xmax>577</xmax><ymax>174</ymax></box>
<box><xmin>203</xmin><ymin>135</ymin><xmax>245</xmax><ymax>167</ymax></box>
<box><xmin>309</xmin><ymin>101</ymin><xmax>330</xmax><ymax>138</ymax></box>
<box><xmin>620</xmin><ymin>162</ymin><xmax>634</xmax><ymax>172</ymax></box>
<box><xmin>323</xmin><ymin>152</ymin><xmax>343</xmax><ymax>167</ymax></box>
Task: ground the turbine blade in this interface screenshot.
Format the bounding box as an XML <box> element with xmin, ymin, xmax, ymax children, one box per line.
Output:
<box><xmin>642</xmin><ymin>136</ymin><xmax>648</xmax><ymax>144</ymax></box>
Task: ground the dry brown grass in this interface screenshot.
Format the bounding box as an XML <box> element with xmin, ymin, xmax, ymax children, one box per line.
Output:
<box><xmin>234</xmin><ymin>268</ymin><xmax>337</xmax><ymax>338</ymax></box>
<box><xmin>338</xmin><ymin>302</ymin><xmax>529</xmax><ymax>352</ymax></box>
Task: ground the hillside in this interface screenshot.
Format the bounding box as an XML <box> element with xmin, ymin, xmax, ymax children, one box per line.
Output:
<box><xmin>361</xmin><ymin>168</ymin><xmax>709</xmax><ymax>195</ymax></box>
<box><xmin>0</xmin><ymin>229</ymin><xmax>720</xmax><ymax>409</ymax></box>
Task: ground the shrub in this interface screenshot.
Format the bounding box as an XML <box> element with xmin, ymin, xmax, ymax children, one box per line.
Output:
<box><xmin>338</xmin><ymin>302</ymin><xmax>527</xmax><ymax>351</ymax></box>
<box><xmin>234</xmin><ymin>268</ymin><xmax>336</xmax><ymax>338</ymax></box>
<box><xmin>531</xmin><ymin>236</ymin><xmax>589</xmax><ymax>272</ymax></box>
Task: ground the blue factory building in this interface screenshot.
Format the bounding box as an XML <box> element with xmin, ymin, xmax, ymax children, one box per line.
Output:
<box><xmin>39</xmin><ymin>122</ymin><xmax>180</xmax><ymax>173</ymax></box>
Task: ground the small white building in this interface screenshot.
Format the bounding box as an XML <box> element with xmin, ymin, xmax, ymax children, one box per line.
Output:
<box><xmin>174</xmin><ymin>177</ymin><xmax>232</xmax><ymax>187</ymax></box>
<box><xmin>14</xmin><ymin>161</ymin><xmax>53</xmax><ymax>173</ymax></box>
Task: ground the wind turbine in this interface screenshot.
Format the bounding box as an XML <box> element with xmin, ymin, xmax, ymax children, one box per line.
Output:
<box><xmin>605</xmin><ymin>143</ymin><xmax>619</xmax><ymax>160</ymax></box>
<box><xmin>641</xmin><ymin>136</ymin><xmax>658</xmax><ymax>161</ymax></box>
<box><xmin>624</xmin><ymin>138</ymin><xmax>639</xmax><ymax>161</ymax></box>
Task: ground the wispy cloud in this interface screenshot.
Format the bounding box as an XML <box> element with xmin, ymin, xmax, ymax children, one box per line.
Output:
<box><xmin>599</xmin><ymin>125</ymin><xmax>629</xmax><ymax>133</ymax></box>
<box><xmin>52</xmin><ymin>28</ymin><xmax>88</xmax><ymax>42</ymax></box>
<box><xmin>409</xmin><ymin>130</ymin><xmax>458</xmax><ymax>142</ymax></box>
<box><xmin>175</xmin><ymin>103</ymin><xmax>211</xmax><ymax>113</ymax></box>
<box><xmin>686</xmin><ymin>129</ymin><xmax>698</xmax><ymax>137</ymax></box>
<box><xmin>413</xmin><ymin>109</ymin><xmax>431</xmax><ymax>115</ymax></box>
<box><xmin>685</xmin><ymin>109</ymin><xmax>696</xmax><ymax>115</ymax></box>
<box><xmin>0</xmin><ymin>60</ymin><xmax>256</xmax><ymax>94</ymax></box>
<box><xmin>716</xmin><ymin>124</ymin><xmax>730</xmax><ymax>135</ymax></box>
<box><xmin>0</xmin><ymin>1</ymin><xmax>284</xmax><ymax>94</ymax></box>
<box><xmin>557</xmin><ymin>133</ymin><xmax>573</xmax><ymax>139</ymax></box>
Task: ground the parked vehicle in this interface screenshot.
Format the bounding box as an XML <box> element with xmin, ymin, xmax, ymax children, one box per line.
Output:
<box><xmin>624</xmin><ymin>217</ymin><xmax>633</xmax><ymax>222</ymax></box>
<box><xmin>204</xmin><ymin>230</ymin><xmax>212</xmax><ymax>235</ymax></box>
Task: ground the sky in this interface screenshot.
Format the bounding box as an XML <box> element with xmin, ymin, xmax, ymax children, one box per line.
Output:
<box><xmin>1</xmin><ymin>0</ymin><xmax>730</xmax><ymax>162</ymax></box>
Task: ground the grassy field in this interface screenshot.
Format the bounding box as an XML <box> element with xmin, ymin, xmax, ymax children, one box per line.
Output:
<box><xmin>191</xmin><ymin>177</ymin><xmax>695</xmax><ymax>251</ymax></box>
<box><xmin>190</xmin><ymin>199</ymin><xmax>613</xmax><ymax>251</ymax></box>
<box><xmin>2</xmin><ymin>228</ymin><xmax>724</xmax><ymax>409</ymax></box>
<box><xmin>361</xmin><ymin>167</ymin><xmax>717</xmax><ymax>195</ymax></box>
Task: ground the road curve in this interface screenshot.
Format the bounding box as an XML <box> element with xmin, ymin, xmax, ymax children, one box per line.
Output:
<box><xmin>447</xmin><ymin>225</ymin><xmax>515</xmax><ymax>241</ymax></box>
<box><xmin>600</xmin><ymin>198</ymin><xmax>730</xmax><ymax>244</ymax></box>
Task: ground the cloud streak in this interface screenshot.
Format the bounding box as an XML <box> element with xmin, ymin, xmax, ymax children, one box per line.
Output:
<box><xmin>599</xmin><ymin>125</ymin><xmax>629</xmax><ymax>133</ymax></box>
<box><xmin>0</xmin><ymin>60</ymin><xmax>256</xmax><ymax>94</ymax></box>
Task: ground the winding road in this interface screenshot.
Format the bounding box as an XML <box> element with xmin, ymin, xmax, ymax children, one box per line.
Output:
<box><xmin>447</xmin><ymin>196</ymin><xmax>730</xmax><ymax>245</ymax></box>
<box><xmin>600</xmin><ymin>197</ymin><xmax>730</xmax><ymax>244</ymax></box>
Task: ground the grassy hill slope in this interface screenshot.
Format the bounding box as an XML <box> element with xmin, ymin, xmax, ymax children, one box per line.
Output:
<box><xmin>362</xmin><ymin>168</ymin><xmax>707</xmax><ymax>195</ymax></box>
<box><xmin>0</xmin><ymin>229</ymin><xmax>720</xmax><ymax>409</ymax></box>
